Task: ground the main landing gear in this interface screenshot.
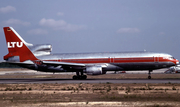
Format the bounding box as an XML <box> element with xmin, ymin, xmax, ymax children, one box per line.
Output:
<box><xmin>73</xmin><ymin>71</ymin><xmax>87</xmax><ymax>80</ymax></box>
<box><xmin>148</xmin><ymin>70</ymin><xmax>153</xmax><ymax>79</ymax></box>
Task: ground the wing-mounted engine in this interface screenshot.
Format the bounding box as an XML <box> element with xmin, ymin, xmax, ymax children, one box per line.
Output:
<box><xmin>84</xmin><ymin>66</ymin><xmax>106</xmax><ymax>75</ymax></box>
<box><xmin>28</xmin><ymin>44</ymin><xmax>52</xmax><ymax>56</ymax></box>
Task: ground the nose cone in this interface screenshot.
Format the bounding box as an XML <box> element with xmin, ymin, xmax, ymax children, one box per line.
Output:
<box><xmin>176</xmin><ymin>61</ymin><xmax>179</xmax><ymax>65</ymax></box>
<box><xmin>176</xmin><ymin>59</ymin><xmax>179</xmax><ymax>65</ymax></box>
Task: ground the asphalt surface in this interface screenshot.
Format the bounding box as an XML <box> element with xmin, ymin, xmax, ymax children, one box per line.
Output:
<box><xmin>1</xmin><ymin>69</ymin><xmax>179</xmax><ymax>84</ymax></box>
<box><xmin>0</xmin><ymin>78</ymin><xmax>180</xmax><ymax>84</ymax></box>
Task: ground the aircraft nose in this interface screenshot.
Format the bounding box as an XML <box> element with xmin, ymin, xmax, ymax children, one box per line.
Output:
<box><xmin>176</xmin><ymin>59</ymin><xmax>179</xmax><ymax>65</ymax></box>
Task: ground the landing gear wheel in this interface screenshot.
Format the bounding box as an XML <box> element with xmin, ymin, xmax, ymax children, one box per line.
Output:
<box><xmin>72</xmin><ymin>75</ymin><xmax>87</xmax><ymax>80</ymax></box>
<box><xmin>73</xmin><ymin>75</ymin><xmax>77</xmax><ymax>80</ymax></box>
<box><xmin>82</xmin><ymin>75</ymin><xmax>87</xmax><ymax>79</ymax></box>
<box><xmin>148</xmin><ymin>70</ymin><xmax>152</xmax><ymax>79</ymax></box>
<box><xmin>148</xmin><ymin>76</ymin><xmax>151</xmax><ymax>79</ymax></box>
<box><xmin>78</xmin><ymin>76</ymin><xmax>82</xmax><ymax>80</ymax></box>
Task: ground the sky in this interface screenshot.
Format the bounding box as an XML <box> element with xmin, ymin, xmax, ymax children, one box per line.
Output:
<box><xmin>0</xmin><ymin>0</ymin><xmax>180</xmax><ymax>60</ymax></box>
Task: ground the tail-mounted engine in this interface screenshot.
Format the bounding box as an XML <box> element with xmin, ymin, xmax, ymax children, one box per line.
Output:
<box><xmin>28</xmin><ymin>44</ymin><xmax>52</xmax><ymax>56</ymax></box>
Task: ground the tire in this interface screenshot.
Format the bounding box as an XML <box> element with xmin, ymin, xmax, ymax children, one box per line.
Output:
<box><xmin>82</xmin><ymin>75</ymin><xmax>87</xmax><ymax>79</ymax></box>
<box><xmin>148</xmin><ymin>76</ymin><xmax>151</xmax><ymax>79</ymax></box>
<box><xmin>73</xmin><ymin>75</ymin><xmax>77</xmax><ymax>80</ymax></box>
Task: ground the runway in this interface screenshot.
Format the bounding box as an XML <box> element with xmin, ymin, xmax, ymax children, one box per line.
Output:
<box><xmin>0</xmin><ymin>69</ymin><xmax>180</xmax><ymax>84</ymax></box>
<box><xmin>0</xmin><ymin>78</ymin><xmax>180</xmax><ymax>84</ymax></box>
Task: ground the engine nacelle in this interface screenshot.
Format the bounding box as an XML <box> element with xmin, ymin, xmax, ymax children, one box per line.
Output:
<box><xmin>84</xmin><ymin>66</ymin><xmax>106</xmax><ymax>75</ymax></box>
<box><xmin>28</xmin><ymin>44</ymin><xmax>52</xmax><ymax>56</ymax></box>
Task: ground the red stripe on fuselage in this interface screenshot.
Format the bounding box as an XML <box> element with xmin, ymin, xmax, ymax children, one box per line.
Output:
<box><xmin>43</xmin><ymin>57</ymin><xmax>177</xmax><ymax>64</ymax></box>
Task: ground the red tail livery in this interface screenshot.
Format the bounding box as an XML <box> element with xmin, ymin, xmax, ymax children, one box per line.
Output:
<box><xmin>3</xmin><ymin>27</ymin><xmax>38</xmax><ymax>62</ymax></box>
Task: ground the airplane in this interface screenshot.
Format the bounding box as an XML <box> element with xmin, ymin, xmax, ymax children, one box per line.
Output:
<box><xmin>164</xmin><ymin>65</ymin><xmax>180</xmax><ymax>73</ymax></box>
<box><xmin>2</xmin><ymin>27</ymin><xmax>179</xmax><ymax>79</ymax></box>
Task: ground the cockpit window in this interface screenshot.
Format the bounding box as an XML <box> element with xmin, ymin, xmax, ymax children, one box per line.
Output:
<box><xmin>170</xmin><ymin>57</ymin><xmax>175</xmax><ymax>59</ymax></box>
<box><xmin>163</xmin><ymin>57</ymin><xmax>175</xmax><ymax>60</ymax></box>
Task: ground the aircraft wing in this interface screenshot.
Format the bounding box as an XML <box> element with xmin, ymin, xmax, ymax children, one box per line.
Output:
<box><xmin>42</xmin><ymin>61</ymin><xmax>86</xmax><ymax>67</ymax></box>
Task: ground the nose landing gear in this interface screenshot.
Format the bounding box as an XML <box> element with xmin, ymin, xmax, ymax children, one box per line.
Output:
<box><xmin>148</xmin><ymin>70</ymin><xmax>152</xmax><ymax>79</ymax></box>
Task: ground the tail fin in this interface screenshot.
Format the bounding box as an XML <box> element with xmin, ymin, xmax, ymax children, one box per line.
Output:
<box><xmin>3</xmin><ymin>27</ymin><xmax>38</xmax><ymax>62</ymax></box>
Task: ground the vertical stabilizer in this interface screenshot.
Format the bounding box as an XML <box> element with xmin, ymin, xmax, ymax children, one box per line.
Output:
<box><xmin>3</xmin><ymin>27</ymin><xmax>38</xmax><ymax>62</ymax></box>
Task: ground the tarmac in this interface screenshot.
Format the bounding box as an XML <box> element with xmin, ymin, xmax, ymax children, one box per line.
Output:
<box><xmin>0</xmin><ymin>78</ymin><xmax>180</xmax><ymax>84</ymax></box>
<box><xmin>0</xmin><ymin>68</ymin><xmax>180</xmax><ymax>84</ymax></box>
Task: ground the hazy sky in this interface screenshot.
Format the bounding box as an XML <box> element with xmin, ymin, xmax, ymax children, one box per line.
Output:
<box><xmin>0</xmin><ymin>0</ymin><xmax>180</xmax><ymax>60</ymax></box>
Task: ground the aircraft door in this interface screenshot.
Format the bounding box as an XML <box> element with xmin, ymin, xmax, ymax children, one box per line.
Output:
<box><xmin>154</xmin><ymin>56</ymin><xmax>159</xmax><ymax>62</ymax></box>
<box><xmin>58</xmin><ymin>59</ymin><xmax>61</xmax><ymax>62</ymax></box>
<box><xmin>58</xmin><ymin>58</ymin><xmax>62</xmax><ymax>62</ymax></box>
<box><xmin>109</xmin><ymin>57</ymin><xmax>114</xmax><ymax>63</ymax></box>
